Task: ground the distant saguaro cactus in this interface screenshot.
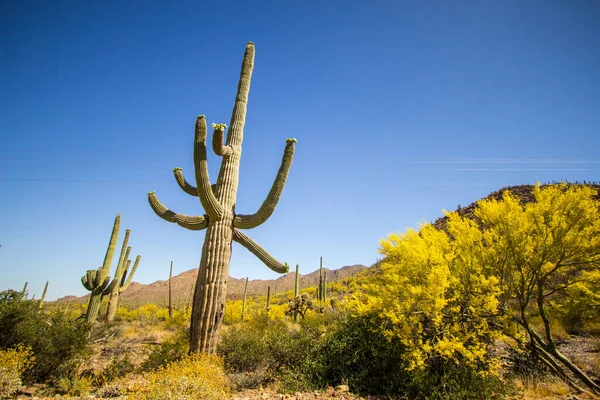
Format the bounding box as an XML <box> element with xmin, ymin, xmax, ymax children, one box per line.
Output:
<box><xmin>148</xmin><ymin>43</ymin><xmax>296</xmax><ymax>353</ymax></box>
<box><xmin>241</xmin><ymin>277</ymin><xmax>249</xmax><ymax>321</ymax></box>
<box><xmin>38</xmin><ymin>281</ymin><xmax>48</xmax><ymax>309</ymax></box>
<box><xmin>266</xmin><ymin>286</ymin><xmax>271</xmax><ymax>314</ymax></box>
<box><xmin>168</xmin><ymin>261</ymin><xmax>173</xmax><ymax>319</ymax></box>
<box><xmin>294</xmin><ymin>264</ymin><xmax>299</xmax><ymax>322</ymax></box>
<box><xmin>81</xmin><ymin>215</ymin><xmax>121</xmax><ymax>323</ymax></box>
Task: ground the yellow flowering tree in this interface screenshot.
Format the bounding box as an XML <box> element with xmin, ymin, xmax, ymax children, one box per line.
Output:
<box><xmin>354</xmin><ymin>217</ymin><xmax>507</xmax><ymax>373</ymax></box>
<box><xmin>354</xmin><ymin>183</ymin><xmax>600</xmax><ymax>394</ymax></box>
<box><xmin>475</xmin><ymin>183</ymin><xmax>600</xmax><ymax>393</ymax></box>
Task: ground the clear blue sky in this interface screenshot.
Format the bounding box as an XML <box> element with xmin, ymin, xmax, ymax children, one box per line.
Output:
<box><xmin>1</xmin><ymin>1</ymin><xmax>599</xmax><ymax>301</ymax></box>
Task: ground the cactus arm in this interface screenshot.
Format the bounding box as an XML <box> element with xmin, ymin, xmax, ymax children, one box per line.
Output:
<box><xmin>114</xmin><ymin>231</ymin><xmax>131</xmax><ymax>283</ymax></box>
<box><xmin>226</xmin><ymin>42</ymin><xmax>254</xmax><ymax>148</ymax></box>
<box><xmin>120</xmin><ymin>255</ymin><xmax>141</xmax><ymax>292</ymax></box>
<box><xmin>102</xmin><ymin>277</ymin><xmax>119</xmax><ymax>296</ymax></box>
<box><xmin>234</xmin><ymin>138</ymin><xmax>296</xmax><ymax>229</ymax></box>
<box><xmin>211</xmin><ymin>123</ymin><xmax>234</xmax><ymax>157</ymax></box>
<box><xmin>148</xmin><ymin>192</ymin><xmax>209</xmax><ymax>230</ymax></box>
<box><xmin>232</xmin><ymin>229</ymin><xmax>289</xmax><ymax>273</ymax></box>
<box><xmin>173</xmin><ymin>168</ymin><xmax>199</xmax><ymax>197</ymax></box>
<box><xmin>193</xmin><ymin>115</ymin><xmax>224</xmax><ymax>219</ymax></box>
<box><xmin>101</xmin><ymin>214</ymin><xmax>121</xmax><ymax>274</ymax></box>
<box><xmin>82</xmin><ymin>270</ymin><xmax>96</xmax><ymax>291</ymax></box>
<box><xmin>120</xmin><ymin>259</ymin><xmax>132</xmax><ymax>287</ymax></box>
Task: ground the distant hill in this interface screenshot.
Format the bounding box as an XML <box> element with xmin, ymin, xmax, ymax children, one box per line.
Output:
<box><xmin>432</xmin><ymin>183</ymin><xmax>600</xmax><ymax>231</ymax></box>
<box><xmin>63</xmin><ymin>264</ymin><xmax>367</xmax><ymax>307</ymax></box>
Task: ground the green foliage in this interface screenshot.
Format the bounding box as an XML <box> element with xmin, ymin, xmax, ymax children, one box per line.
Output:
<box><xmin>218</xmin><ymin>316</ymin><xmax>325</xmax><ymax>391</ymax></box>
<box><xmin>139</xmin><ymin>326</ymin><xmax>189</xmax><ymax>371</ymax></box>
<box><xmin>0</xmin><ymin>345</ymin><xmax>34</xmax><ymax>397</ymax></box>
<box><xmin>0</xmin><ymin>289</ymin><xmax>91</xmax><ymax>384</ymax></box>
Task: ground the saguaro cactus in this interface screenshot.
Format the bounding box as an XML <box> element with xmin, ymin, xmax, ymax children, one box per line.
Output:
<box><xmin>266</xmin><ymin>286</ymin><xmax>271</xmax><ymax>314</ymax></box>
<box><xmin>148</xmin><ymin>43</ymin><xmax>296</xmax><ymax>353</ymax></box>
<box><xmin>294</xmin><ymin>264</ymin><xmax>299</xmax><ymax>322</ymax></box>
<box><xmin>81</xmin><ymin>215</ymin><xmax>121</xmax><ymax>323</ymax></box>
<box><xmin>241</xmin><ymin>277</ymin><xmax>249</xmax><ymax>321</ymax></box>
<box><xmin>168</xmin><ymin>261</ymin><xmax>173</xmax><ymax>319</ymax></box>
<box><xmin>318</xmin><ymin>257</ymin><xmax>323</xmax><ymax>302</ymax></box>
<box><xmin>21</xmin><ymin>282</ymin><xmax>28</xmax><ymax>299</ymax></box>
<box><xmin>38</xmin><ymin>281</ymin><xmax>49</xmax><ymax>309</ymax></box>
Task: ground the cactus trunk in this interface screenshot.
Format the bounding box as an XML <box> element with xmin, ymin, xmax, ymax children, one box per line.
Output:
<box><xmin>22</xmin><ymin>282</ymin><xmax>28</xmax><ymax>298</ymax></box>
<box><xmin>266</xmin><ymin>286</ymin><xmax>271</xmax><ymax>314</ymax></box>
<box><xmin>149</xmin><ymin>43</ymin><xmax>296</xmax><ymax>354</ymax></box>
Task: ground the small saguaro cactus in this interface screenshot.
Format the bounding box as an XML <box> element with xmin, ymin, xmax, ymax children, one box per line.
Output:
<box><xmin>266</xmin><ymin>286</ymin><xmax>271</xmax><ymax>314</ymax></box>
<box><xmin>148</xmin><ymin>42</ymin><xmax>297</xmax><ymax>353</ymax></box>
<box><xmin>81</xmin><ymin>214</ymin><xmax>121</xmax><ymax>323</ymax></box>
<box><xmin>318</xmin><ymin>257</ymin><xmax>324</xmax><ymax>302</ymax></box>
<box><xmin>38</xmin><ymin>281</ymin><xmax>49</xmax><ymax>309</ymax></box>
<box><xmin>241</xmin><ymin>277</ymin><xmax>249</xmax><ymax>321</ymax></box>
<box><xmin>21</xmin><ymin>282</ymin><xmax>28</xmax><ymax>299</ymax></box>
<box><xmin>168</xmin><ymin>261</ymin><xmax>173</xmax><ymax>319</ymax></box>
<box><xmin>294</xmin><ymin>264</ymin><xmax>300</xmax><ymax>322</ymax></box>
<box><xmin>322</xmin><ymin>271</ymin><xmax>327</xmax><ymax>303</ymax></box>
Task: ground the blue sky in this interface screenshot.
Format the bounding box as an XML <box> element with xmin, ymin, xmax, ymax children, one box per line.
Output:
<box><xmin>1</xmin><ymin>1</ymin><xmax>599</xmax><ymax>301</ymax></box>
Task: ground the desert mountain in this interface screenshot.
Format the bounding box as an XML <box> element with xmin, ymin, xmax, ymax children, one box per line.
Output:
<box><xmin>64</xmin><ymin>264</ymin><xmax>367</xmax><ymax>307</ymax></box>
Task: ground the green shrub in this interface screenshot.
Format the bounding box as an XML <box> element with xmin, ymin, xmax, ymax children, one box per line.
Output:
<box><xmin>139</xmin><ymin>326</ymin><xmax>189</xmax><ymax>371</ymax></box>
<box><xmin>218</xmin><ymin>316</ymin><xmax>326</xmax><ymax>391</ymax></box>
<box><xmin>0</xmin><ymin>289</ymin><xmax>92</xmax><ymax>383</ymax></box>
<box><xmin>319</xmin><ymin>315</ymin><xmax>517</xmax><ymax>399</ymax></box>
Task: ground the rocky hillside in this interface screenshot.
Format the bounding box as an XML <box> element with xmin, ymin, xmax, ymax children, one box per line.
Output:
<box><xmin>432</xmin><ymin>182</ymin><xmax>600</xmax><ymax>231</ymax></box>
<box><xmin>63</xmin><ymin>264</ymin><xmax>367</xmax><ymax>306</ymax></box>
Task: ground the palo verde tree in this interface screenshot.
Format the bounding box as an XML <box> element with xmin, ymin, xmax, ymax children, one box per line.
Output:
<box><xmin>474</xmin><ymin>183</ymin><xmax>600</xmax><ymax>393</ymax></box>
<box><xmin>148</xmin><ymin>43</ymin><xmax>296</xmax><ymax>353</ymax></box>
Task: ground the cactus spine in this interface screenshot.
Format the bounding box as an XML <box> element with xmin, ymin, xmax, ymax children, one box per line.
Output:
<box><xmin>241</xmin><ymin>277</ymin><xmax>249</xmax><ymax>321</ymax></box>
<box><xmin>168</xmin><ymin>261</ymin><xmax>173</xmax><ymax>319</ymax></box>
<box><xmin>294</xmin><ymin>264</ymin><xmax>299</xmax><ymax>322</ymax></box>
<box><xmin>38</xmin><ymin>281</ymin><xmax>48</xmax><ymax>309</ymax></box>
<box><xmin>148</xmin><ymin>43</ymin><xmax>296</xmax><ymax>353</ymax></box>
<box><xmin>81</xmin><ymin>215</ymin><xmax>121</xmax><ymax>323</ymax></box>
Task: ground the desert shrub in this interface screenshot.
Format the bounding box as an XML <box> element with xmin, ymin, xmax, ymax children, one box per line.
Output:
<box><xmin>131</xmin><ymin>353</ymin><xmax>230</xmax><ymax>400</ymax></box>
<box><xmin>505</xmin><ymin>343</ymin><xmax>551</xmax><ymax>386</ymax></box>
<box><xmin>320</xmin><ymin>314</ymin><xmax>515</xmax><ymax>399</ymax></box>
<box><xmin>54</xmin><ymin>374</ymin><xmax>93</xmax><ymax>397</ymax></box>
<box><xmin>0</xmin><ymin>289</ymin><xmax>91</xmax><ymax>383</ymax></box>
<box><xmin>218</xmin><ymin>315</ymin><xmax>326</xmax><ymax>391</ymax></box>
<box><xmin>0</xmin><ymin>345</ymin><xmax>34</xmax><ymax>397</ymax></box>
<box><xmin>139</xmin><ymin>325</ymin><xmax>189</xmax><ymax>371</ymax></box>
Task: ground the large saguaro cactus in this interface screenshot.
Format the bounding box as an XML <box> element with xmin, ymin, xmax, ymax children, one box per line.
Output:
<box><xmin>81</xmin><ymin>215</ymin><xmax>121</xmax><ymax>323</ymax></box>
<box><xmin>148</xmin><ymin>42</ymin><xmax>296</xmax><ymax>353</ymax></box>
